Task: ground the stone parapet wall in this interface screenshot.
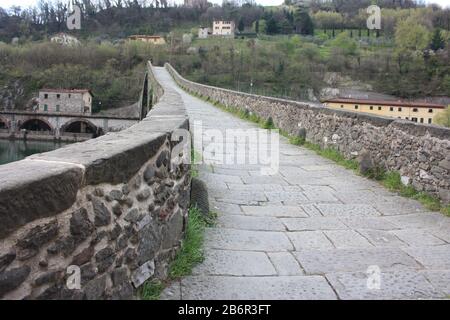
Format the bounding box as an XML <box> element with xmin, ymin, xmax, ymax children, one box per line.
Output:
<box><xmin>166</xmin><ymin>63</ymin><xmax>450</xmax><ymax>203</ymax></box>
<box><xmin>0</xmin><ymin>62</ymin><xmax>190</xmax><ymax>299</ymax></box>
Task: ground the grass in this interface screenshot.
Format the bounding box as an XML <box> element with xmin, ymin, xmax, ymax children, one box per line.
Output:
<box><xmin>139</xmin><ymin>205</ymin><xmax>216</xmax><ymax>300</ymax></box>
<box><xmin>167</xmin><ymin>206</ymin><xmax>210</xmax><ymax>279</ymax></box>
<box><xmin>182</xmin><ymin>84</ymin><xmax>450</xmax><ymax>217</ymax></box>
<box><xmin>381</xmin><ymin>171</ymin><xmax>449</xmax><ymax>214</ymax></box>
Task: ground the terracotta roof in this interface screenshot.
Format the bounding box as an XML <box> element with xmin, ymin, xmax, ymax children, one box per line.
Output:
<box><xmin>40</xmin><ymin>89</ymin><xmax>92</xmax><ymax>95</ymax></box>
<box><xmin>323</xmin><ymin>98</ymin><xmax>446</xmax><ymax>109</ymax></box>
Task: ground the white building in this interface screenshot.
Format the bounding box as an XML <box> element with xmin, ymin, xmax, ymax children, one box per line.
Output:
<box><xmin>212</xmin><ymin>21</ymin><xmax>235</xmax><ymax>37</ymax></box>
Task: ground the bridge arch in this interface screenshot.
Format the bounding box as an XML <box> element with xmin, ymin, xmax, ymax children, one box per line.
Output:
<box><xmin>61</xmin><ymin>118</ymin><xmax>102</xmax><ymax>136</ymax></box>
<box><xmin>0</xmin><ymin>116</ymin><xmax>8</xmax><ymax>129</ymax></box>
<box><xmin>19</xmin><ymin>118</ymin><xmax>53</xmax><ymax>132</ymax></box>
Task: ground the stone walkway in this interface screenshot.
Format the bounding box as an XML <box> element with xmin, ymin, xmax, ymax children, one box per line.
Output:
<box><xmin>155</xmin><ymin>67</ymin><xmax>450</xmax><ymax>300</ymax></box>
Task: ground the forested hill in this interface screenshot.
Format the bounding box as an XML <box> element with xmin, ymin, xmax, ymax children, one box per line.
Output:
<box><xmin>0</xmin><ymin>1</ymin><xmax>449</xmax><ymax>118</ymax></box>
<box><xmin>1</xmin><ymin>0</ymin><xmax>448</xmax><ymax>42</ymax></box>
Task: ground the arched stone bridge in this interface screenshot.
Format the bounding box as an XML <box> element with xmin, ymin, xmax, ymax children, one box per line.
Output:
<box><xmin>0</xmin><ymin>70</ymin><xmax>152</xmax><ymax>142</ymax></box>
<box><xmin>0</xmin><ymin>62</ymin><xmax>449</xmax><ymax>300</ymax></box>
<box><xmin>0</xmin><ymin>111</ymin><xmax>140</xmax><ymax>141</ymax></box>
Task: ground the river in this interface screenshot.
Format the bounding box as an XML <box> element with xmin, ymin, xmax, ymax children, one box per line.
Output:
<box><xmin>0</xmin><ymin>139</ymin><xmax>71</xmax><ymax>166</ymax></box>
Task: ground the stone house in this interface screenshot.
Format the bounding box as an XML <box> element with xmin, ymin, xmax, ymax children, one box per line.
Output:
<box><xmin>212</xmin><ymin>21</ymin><xmax>235</xmax><ymax>37</ymax></box>
<box><xmin>38</xmin><ymin>89</ymin><xmax>93</xmax><ymax>115</ymax></box>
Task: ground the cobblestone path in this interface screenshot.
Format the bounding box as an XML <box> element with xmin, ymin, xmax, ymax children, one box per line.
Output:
<box><xmin>155</xmin><ymin>67</ymin><xmax>450</xmax><ymax>300</ymax></box>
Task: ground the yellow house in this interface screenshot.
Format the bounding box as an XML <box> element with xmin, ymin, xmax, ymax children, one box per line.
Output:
<box><xmin>128</xmin><ymin>35</ymin><xmax>166</xmax><ymax>45</ymax></box>
<box><xmin>323</xmin><ymin>98</ymin><xmax>446</xmax><ymax>125</ymax></box>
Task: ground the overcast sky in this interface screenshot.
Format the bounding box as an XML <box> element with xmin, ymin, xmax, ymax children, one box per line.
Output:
<box><xmin>0</xmin><ymin>0</ymin><xmax>449</xmax><ymax>10</ymax></box>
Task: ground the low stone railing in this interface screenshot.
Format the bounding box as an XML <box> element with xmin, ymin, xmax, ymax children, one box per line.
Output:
<box><xmin>166</xmin><ymin>63</ymin><xmax>450</xmax><ymax>204</ymax></box>
<box><xmin>0</xmin><ymin>61</ymin><xmax>190</xmax><ymax>300</ymax></box>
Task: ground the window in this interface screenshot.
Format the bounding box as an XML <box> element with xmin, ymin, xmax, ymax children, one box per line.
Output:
<box><xmin>369</xmin><ymin>106</ymin><xmax>373</xmax><ymax>110</ymax></box>
<box><xmin>44</xmin><ymin>104</ymin><xmax>48</xmax><ymax>111</ymax></box>
<box><xmin>56</xmin><ymin>94</ymin><xmax>60</xmax><ymax>99</ymax></box>
<box><xmin>413</xmin><ymin>108</ymin><xmax>418</xmax><ymax>112</ymax></box>
<box><xmin>341</xmin><ymin>105</ymin><xmax>344</xmax><ymax>108</ymax></box>
<box><xmin>68</xmin><ymin>94</ymin><xmax>71</xmax><ymax>98</ymax></box>
<box><xmin>406</xmin><ymin>117</ymin><xmax>409</xmax><ymax>120</ymax></box>
<box><xmin>390</xmin><ymin>107</ymin><xmax>394</xmax><ymax>111</ymax></box>
<box><xmin>420</xmin><ymin>118</ymin><xmax>424</xmax><ymax>123</ymax></box>
<box><xmin>378</xmin><ymin>106</ymin><xmax>382</xmax><ymax>111</ymax></box>
<box><xmin>44</xmin><ymin>94</ymin><xmax>48</xmax><ymax>99</ymax></box>
<box><xmin>428</xmin><ymin>109</ymin><xmax>433</xmax><ymax>113</ymax></box>
<box><xmin>398</xmin><ymin>107</ymin><xmax>402</xmax><ymax>112</ymax></box>
<box><xmin>56</xmin><ymin>105</ymin><xmax>60</xmax><ymax>112</ymax></box>
<box><xmin>355</xmin><ymin>105</ymin><xmax>359</xmax><ymax>110</ymax></box>
<box><xmin>428</xmin><ymin>118</ymin><xmax>432</xmax><ymax>124</ymax></box>
<box><xmin>412</xmin><ymin>117</ymin><xmax>418</xmax><ymax>122</ymax></box>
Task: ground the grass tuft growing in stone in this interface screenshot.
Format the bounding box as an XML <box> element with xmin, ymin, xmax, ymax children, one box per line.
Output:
<box><xmin>303</xmin><ymin>141</ymin><xmax>359</xmax><ymax>171</ymax></box>
<box><xmin>168</xmin><ymin>206</ymin><xmax>206</xmax><ymax>279</ymax></box>
<box><xmin>382</xmin><ymin>171</ymin><xmax>446</xmax><ymax>213</ymax></box>
<box><xmin>140</xmin><ymin>206</ymin><xmax>216</xmax><ymax>300</ymax></box>
<box><xmin>139</xmin><ymin>280</ymin><xmax>164</xmax><ymax>300</ymax></box>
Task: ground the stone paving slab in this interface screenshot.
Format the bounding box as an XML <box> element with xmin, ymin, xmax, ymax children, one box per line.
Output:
<box><xmin>204</xmin><ymin>228</ymin><xmax>294</xmax><ymax>251</ymax></box>
<box><xmin>268</xmin><ymin>252</ymin><xmax>305</xmax><ymax>276</ymax></box>
<box><xmin>180</xmin><ymin>276</ymin><xmax>337</xmax><ymax>300</ymax></box>
<box><xmin>390</xmin><ymin>229</ymin><xmax>447</xmax><ymax>246</ymax></box>
<box><xmin>294</xmin><ymin>248</ymin><xmax>421</xmax><ymax>274</ymax></box>
<box><xmin>373</xmin><ymin>199</ymin><xmax>429</xmax><ymax>216</ymax></box>
<box><xmin>287</xmin><ymin>231</ymin><xmax>334</xmax><ymax>250</ymax></box>
<box><xmin>210</xmin><ymin>201</ymin><xmax>242</xmax><ymax>215</ymax></box>
<box><xmin>422</xmin><ymin>271</ymin><xmax>450</xmax><ymax>296</ymax></box>
<box><xmin>357</xmin><ymin>229</ymin><xmax>406</xmax><ymax>247</ymax></box>
<box><xmin>339</xmin><ymin>217</ymin><xmax>399</xmax><ymax>230</ymax></box>
<box><xmin>281</xmin><ymin>217</ymin><xmax>347</xmax><ymax>231</ymax></box>
<box><xmin>192</xmin><ymin>249</ymin><xmax>277</xmax><ymax>276</ymax></box>
<box><xmin>217</xmin><ymin>214</ymin><xmax>286</xmax><ymax>231</ymax></box>
<box><xmin>326</xmin><ymin>271</ymin><xmax>444</xmax><ymax>299</ymax></box>
<box><xmin>241</xmin><ymin>205</ymin><xmax>309</xmax><ymax>218</ymax></box>
<box><xmin>316</xmin><ymin>204</ymin><xmax>380</xmax><ymax>217</ymax></box>
<box><xmin>324</xmin><ymin>230</ymin><xmax>374</xmax><ymax>249</ymax></box>
<box><xmin>385</xmin><ymin>213</ymin><xmax>446</xmax><ymax>229</ymax></box>
<box><xmin>402</xmin><ymin>245</ymin><xmax>450</xmax><ymax>269</ymax></box>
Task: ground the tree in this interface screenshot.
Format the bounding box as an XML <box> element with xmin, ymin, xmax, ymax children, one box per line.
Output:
<box><xmin>434</xmin><ymin>106</ymin><xmax>450</xmax><ymax>127</ymax></box>
<box><xmin>266</xmin><ymin>16</ymin><xmax>279</xmax><ymax>35</ymax></box>
<box><xmin>294</xmin><ymin>7</ymin><xmax>314</xmax><ymax>35</ymax></box>
<box><xmin>312</xmin><ymin>11</ymin><xmax>342</xmax><ymax>36</ymax></box>
<box><xmin>395</xmin><ymin>18</ymin><xmax>430</xmax><ymax>53</ymax></box>
<box><xmin>238</xmin><ymin>17</ymin><xmax>245</xmax><ymax>32</ymax></box>
<box><xmin>430</xmin><ymin>28</ymin><xmax>445</xmax><ymax>51</ymax></box>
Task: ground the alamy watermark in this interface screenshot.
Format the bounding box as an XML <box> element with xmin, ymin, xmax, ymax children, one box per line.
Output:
<box><xmin>170</xmin><ymin>120</ymin><xmax>280</xmax><ymax>175</ymax></box>
<box><xmin>67</xmin><ymin>1</ymin><xmax>81</xmax><ymax>30</ymax></box>
<box><xmin>66</xmin><ymin>265</ymin><xmax>81</xmax><ymax>290</ymax></box>
<box><xmin>366</xmin><ymin>265</ymin><xmax>381</xmax><ymax>290</ymax></box>
<box><xmin>367</xmin><ymin>5</ymin><xmax>381</xmax><ymax>30</ymax></box>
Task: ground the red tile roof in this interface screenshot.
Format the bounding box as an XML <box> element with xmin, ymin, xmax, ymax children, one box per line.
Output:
<box><xmin>40</xmin><ymin>89</ymin><xmax>92</xmax><ymax>95</ymax></box>
<box><xmin>323</xmin><ymin>98</ymin><xmax>446</xmax><ymax>109</ymax></box>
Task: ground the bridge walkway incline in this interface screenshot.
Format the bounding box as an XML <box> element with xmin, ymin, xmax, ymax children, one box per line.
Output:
<box><xmin>155</xmin><ymin>67</ymin><xmax>450</xmax><ymax>300</ymax></box>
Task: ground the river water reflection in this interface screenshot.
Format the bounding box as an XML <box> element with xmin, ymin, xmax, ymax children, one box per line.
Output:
<box><xmin>0</xmin><ymin>139</ymin><xmax>71</xmax><ymax>165</ymax></box>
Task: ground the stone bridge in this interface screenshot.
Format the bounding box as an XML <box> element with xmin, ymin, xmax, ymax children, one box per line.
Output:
<box><xmin>1</xmin><ymin>61</ymin><xmax>450</xmax><ymax>300</ymax></box>
<box><xmin>0</xmin><ymin>111</ymin><xmax>140</xmax><ymax>142</ymax></box>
